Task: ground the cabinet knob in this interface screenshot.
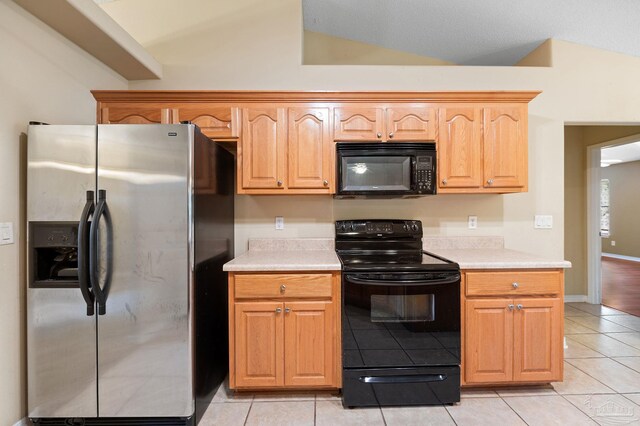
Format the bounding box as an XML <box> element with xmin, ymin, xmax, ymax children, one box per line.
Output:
<box><xmin>517</xmin><ymin>304</ymin><xmax>523</xmax><ymax>310</ymax></box>
<box><xmin>441</xmin><ymin>178</ymin><xmax>447</xmax><ymax>185</ymax></box>
<box><xmin>323</xmin><ymin>179</ymin><xmax>329</xmax><ymax>186</ymax></box>
<box><xmin>280</xmin><ymin>284</ymin><xmax>286</xmax><ymax>293</ymax></box>
<box><xmin>512</xmin><ymin>282</ymin><xmax>519</xmax><ymax>289</ymax></box>
<box><xmin>275</xmin><ymin>307</ymin><xmax>282</xmax><ymax>313</ymax></box>
<box><xmin>285</xmin><ymin>307</ymin><xmax>291</xmax><ymax>313</ymax></box>
<box><xmin>277</xmin><ymin>180</ymin><xmax>283</xmax><ymax>187</ymax></box>
<box><xmin>388</xmin><ymin>132</ymin><xmax>394</xmax><ymax>139</ymax></box>
<box><xmin>487</xmin><ymin>179</ymin><xmax>494</xmax><ymax>185</ymax></box>
<box><xmin>376</xmin><ymin>132</ymin><xmax>382</xmax><ymax>138</ymax></box>
<box><xmin>508</xmin><ymin>304</ymin><xmax>515</xmax><ymax>311</ymax></box>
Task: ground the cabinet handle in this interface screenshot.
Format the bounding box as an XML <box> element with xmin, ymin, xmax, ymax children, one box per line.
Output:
<box><xmin>376</xmin><ymin>132</ymin><xmax>382</xmax><ymax>138</ymax></box>
<box><xmin>277</xmin><ymin>180</ymin><xmax>283</xmax><ymax>187</ymax></box>
<box><xmin>441</xmin><ymin>178</ymin><xmax>447</xmax><ymax>185</ymax></box>
<box><xmin>280</xmin><ymin>284</ymin><xmax>286</xmax><ymax>293</ymax></box>
<box><xmin>517</xmin><ymin>304</ymin><xmax>523</xmax><ymax>310</ymax></box>
<box><xmin>508</xmin><ymin>304</ymin><xmax>515</xmax><ymax>311</ymax></box>
<box><xmin>512</xmin><ymin>282</ymin><xmax>519</xmax><ymax>289</ymax></box>
<box><xmin>388</xmin><ymin>132</ymin><xmax>394</xmax><ymax>139</ymax></box>
<box><xmin>487</xmin><ymin>179</ymin><xmax>494</xmax><ymax>185</ymax></box>
<box><xmin>285</xmin><ymin>307</ymin><xmax>291</xmax><ymax>313</ymax></box>
<box><xmin>323</xmin><ymin>179</ymin><xmax>329</xmax><ymax>186</ymax></box>
<box><xmin>275</xmin><ymin>307</ymin><xmax>282</xmax><ymax>313</ymax></box>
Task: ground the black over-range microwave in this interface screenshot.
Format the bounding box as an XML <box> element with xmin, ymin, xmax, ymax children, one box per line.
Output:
<box><xmin>335</xmin><ymin>142</ymin><xmax>436</xmax><ymax>198</ymax></box>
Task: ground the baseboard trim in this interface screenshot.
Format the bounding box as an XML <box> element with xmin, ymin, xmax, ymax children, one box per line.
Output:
<box><xmin>602</xmin><ymin>253</ymin><xmax>640</xmax><ymax>263</ymax></box>
<box><xmin>564</xmin><ymin>295</ymin><xmax>588</xmax><ymax>303</ymax></box>
<box><xmin>13</xmin><ymin>418</ymin><xmax>29</xmax><ymax>426</ymax></box>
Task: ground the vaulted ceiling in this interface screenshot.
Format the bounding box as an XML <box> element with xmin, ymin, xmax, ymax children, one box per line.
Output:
<box><xmin>303</xmin><ymin>0</ymin><xmax>640</xmax><ymax>65</ymax></box>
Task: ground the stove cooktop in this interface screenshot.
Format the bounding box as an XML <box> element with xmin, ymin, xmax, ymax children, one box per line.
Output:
<box><xmin>337</xmin><ymin>250</ymin><xmax>459</xmax><ymax>272</ymax></box>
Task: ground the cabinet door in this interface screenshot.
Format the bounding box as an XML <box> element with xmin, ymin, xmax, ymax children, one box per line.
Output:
<box><xmin>334</xmin><ymin>107</ymin><xmax>384</xmax><ymax>141</ymax></box>
<box><xmin>465</xmin><ymin>298</ymin><xmax>513</xmax><ymax>383</ymax></box>
<box><xmin>235</xmin><ymin>302</ymin><xmax>284</xmax><ymax>388</ymax></box>
<box><xmin>241</xmin><ymin>107</ymin><xmax>286</xmax><ymax>189</ymax></box>
<box><xmin>284</xmin><ymin>301</ymin><xmax>335</xmax><ymax>387</ymax></box>
<box><xmin>385</xmin><ymin>107</ymin><xmax>437</xmax><ymax>141</ymax></box>
<box><xmin>99</xmin><ymin>104</ymin><xmax>173</xmax><ymax>124</ymax></box>
<box><xmin>513</xmin><ymin>297</ymin><xmax>563</xmax><ymax>382</ymax></box>
<box><xmin>176</xmin><ymin>105</ymin><xmax>239</xmax><ymax>138</ymax></box>
<box><xmin>438</xmin><ymin>107</ymin><xmax>482</xmax><ymax>190</ymax></box>
<box><xmin>288</xmin><ymin>108</ymin><xmax>332</xmax><ymax>191</ymax></box>
<box><xmin>483</xmin><ymin>105</ymin><xmax>527</xmax><ymax>189</ymax></box>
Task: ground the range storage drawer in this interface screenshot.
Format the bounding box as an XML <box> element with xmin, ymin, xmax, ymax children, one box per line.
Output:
<box><xmin>465</xmin><ymin>271</ymin><xmax>562</xmax><ymax>296</ymax></box>
<box><xmin>234</xmin><ymin>273</ymin><xmax>333</xmax><ymax>298</ymax></box>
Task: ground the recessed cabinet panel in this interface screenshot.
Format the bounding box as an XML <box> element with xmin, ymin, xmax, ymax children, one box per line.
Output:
<box><xmin>241</xmin><ymin>107</ymin><xmax>286</xmax><ymax>189</ymax></box>
<box><xmin>288</xmin><ymin>108</ymin><xmax>332</xmax><ymax>190</ymax></box>
<box><xmin>100</xmin><ymin>105</ymin><xmax>172</xmax><ymax>124</ymax></box>
<box><xmin>438</xmin><ymin>107</ymin><xmax>482</xmax><ymax>190</ymax></box>
<box><xmin>334</xmin><ymin>107</ymin><xmax>384</xmax><ymax>141</ymax></box>
<box><xmin>483</xmin><ymin>105</ymin><xmax>527</xmax><ymax>189</ymax></box>
<box><xmin>177</xmin><ymin>106</ymin><xmax>239</xmax><ymax>138</ymax></box>
<box><xmin>385</xmin><ymin>107</ymin><xmax>437</xmax><ymax>141</ymax></box>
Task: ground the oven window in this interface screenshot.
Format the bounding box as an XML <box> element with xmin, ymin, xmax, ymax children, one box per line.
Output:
<box><xmin>341</xmin><ymin>156</ymin><xmax>411</xmax><ymax>191</ymax></box>
<box><xmin>371</xmin><ymin>294</ymin><xmax>435</xmax><ymax>323</ymax></box>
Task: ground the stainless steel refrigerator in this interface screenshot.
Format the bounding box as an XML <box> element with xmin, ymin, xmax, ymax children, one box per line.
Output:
<box><xmin>26</xmin><ymin>124</ymin><xmax>234</xmax><ymax>425</ymax></box>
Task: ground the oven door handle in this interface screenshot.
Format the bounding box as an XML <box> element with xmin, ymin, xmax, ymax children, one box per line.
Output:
<box><xmin>345</xmin><ymin>274</ymin><xmax>460</xmax><ymax>286</ymax></box>
<box><xmin>359</xmin><ymin>374</ymin><xmax>447</xmax><ymax>384</ymax></box>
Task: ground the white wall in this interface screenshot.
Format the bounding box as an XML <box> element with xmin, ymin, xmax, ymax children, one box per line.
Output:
<box><xmin>0</xmin><ymin>2</ymin><xmax>126</xmax><ymax>423</ymax></box>
<box><xmin>98</xmin><ymin>0</ymin><xmax>640</xmax><ymax>262</ymax></box>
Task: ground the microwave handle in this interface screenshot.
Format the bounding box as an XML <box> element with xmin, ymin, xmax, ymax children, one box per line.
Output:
<box><xmin>411</xmin><ymin>157</ymin><xmax>417</xmax><ymax>190</ymax></box>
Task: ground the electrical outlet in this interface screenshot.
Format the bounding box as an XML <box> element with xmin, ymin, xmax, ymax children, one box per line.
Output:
<box><xmin>611</xmin><ymin>240</ymin><xmax>616</xmax><ymax>246</ymax></box>
<box><xmin>275</xmin><ymin>216</ymin><xmax>284</xmax><ymax>230</ymax></box>
<box><xmin>534</xmin><ymin>215</ymin><xmax>553</xmax><ymax>229</ymax></box>
<box><xmin>0</xmin><ymin>222</ymin><xmax>14</xmax><ymax>245</ymax></box>
<box><xmin>468</xmin><ymin>215</ymin><xmax>478</xmax><ymax>229</ymax></box>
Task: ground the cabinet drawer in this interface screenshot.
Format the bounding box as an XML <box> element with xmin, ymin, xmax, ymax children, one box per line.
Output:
<box><xmin>466</xmin><ymin>271</ymin><xmax>561</xmax><ymax>296</ymax></box>
<box><xmin>235</xmin><ymin>274</ymin><xmax>333</xmax><ymax>299</ymax></box>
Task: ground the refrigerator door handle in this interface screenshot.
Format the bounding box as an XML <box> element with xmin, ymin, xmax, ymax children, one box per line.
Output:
<box><xmin>90</xmin><ymin>189</ymin><xmax>113</xmax><ymax>316</ymax></box>
<box><xmin>78</xmin><ymin>190</ymin><xmax>95</xmax><ymax>316</ymax></box>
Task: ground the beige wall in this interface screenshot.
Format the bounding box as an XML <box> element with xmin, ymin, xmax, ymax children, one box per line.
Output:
<box><xmin>102</xmin><ymin>0</ymin><xmax>640</xmax><ymax>272</ymax></box>
<box><xmin>0</xmin><ymin>2</ymin><xmax>126</xmax><ymax>423</ymax></box>
<box><xmin>601</xmin><ymin>160</ymin><xmax>640</xmax><ymax>257</ymax></box>
<box><xmin>303</xmin><ymin>30</ymin><xmax>455</xmax><ymax>65</ymax></box>
<box><xmin>563</xmin><ymin>126</ymin><xmax>640</xmax><ymax>295</ymax></box>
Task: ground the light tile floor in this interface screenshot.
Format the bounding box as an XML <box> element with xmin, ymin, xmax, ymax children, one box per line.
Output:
<box><xmin>201</xmin><ymin>303</ymin><xmax>640</xmax><ymax>425</ymax></box>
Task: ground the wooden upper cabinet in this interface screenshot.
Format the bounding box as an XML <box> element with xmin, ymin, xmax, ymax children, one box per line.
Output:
<box><xmin>100</xmin><ymin>104</ymin><xmax>173</xmax><ymax>124</ymax></box>
<box><xmin>465</xmin><ymin>298</ymin><xmax>513</xmax><ymax>384</ymax></box>
<box><xmin>334</xmin><ymin>107</ymin><xmax>384</xmax><ymax>141</ymax></box>
<box><xmin>513</xmin><ymin>297</ymin><xmax>562</xmax><ymax>382</ymax></box>
<box><xmin>483</xmin><ymin>105</ymin><xmax>527</xmax><ymax>190</ymax></box>
<box><xmin>234</xmin><ymin>301</ymin><xmax>284</xmax><ymax>388</ymax></box>
<box><xmin>438</xmin><ymin>106</ymin><xmax>482</xmax><ymax>190</ymax></box>
<box><xmin>385</xmin><ymin>107</ymin><xmax>437</xmax><ymax>141</ymax></box>
<box><xmin>176</xmin><ymin>105</ymin><xmax>239</xmax><ymax>139</ymax></box>
<box><xmin>241</xmin><ymin>107</ymin><xmax>286</xmax><ymax>190</ymax></box>
<box><xmin>284</xmin><ymin>301</ymin><xmax>335</xmax><ymax>387</ymax></box>
<box><xmin>288</xmin><ymin>108</ymin><xmax>332</xmax><ymax>191</ymax></box>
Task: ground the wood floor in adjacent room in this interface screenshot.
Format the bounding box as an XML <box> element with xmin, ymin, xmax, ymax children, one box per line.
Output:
<box><xmin>602</xmin><ymin>256</ymin><xmax>640</xmax><ymax>317</ymax></box>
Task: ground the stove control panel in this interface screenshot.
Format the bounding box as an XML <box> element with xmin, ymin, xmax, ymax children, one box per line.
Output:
<box><xmin>335</xmin><ymin>220</ymin><xmax>422</xmax><ymax>238</ymax></box>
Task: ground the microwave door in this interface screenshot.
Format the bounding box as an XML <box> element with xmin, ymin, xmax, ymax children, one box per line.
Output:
<box><xmin>340</xmin><ymin>155</ymin><xmax>414</xmax><ymax>195</ymax></box>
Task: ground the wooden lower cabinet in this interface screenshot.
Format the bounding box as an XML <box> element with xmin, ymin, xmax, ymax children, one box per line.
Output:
<box><xmin>229</xmin><ymin>272</ymin><xmax>340</xmax><ymax>390</ymax></box>
<box><xmin>463</xmin><ymin>270</ymin><xmax>564</xmax><ymax>386</ymax></box>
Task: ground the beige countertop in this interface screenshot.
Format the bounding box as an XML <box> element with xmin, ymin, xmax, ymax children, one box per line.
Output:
<box><xmin>223</xmin><ymin>238</ymin><xmax>341</xmax><ymax>272</ymax></box>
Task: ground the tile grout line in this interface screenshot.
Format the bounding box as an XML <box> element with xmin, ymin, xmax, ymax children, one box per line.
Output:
<box><xmin>242</xmin><ymin>398</ymin><xmax>254</xmax><ymax>426</ymax></box>
<box><xmin>495</xmin><ymin>394</ymin><xmax>532</xmax><ymax>426</ymax></box>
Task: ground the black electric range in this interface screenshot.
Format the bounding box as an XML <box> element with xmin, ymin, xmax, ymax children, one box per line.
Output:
<box><xmin>336</xmin><ymin>220</ymin><xmax>461</xmax><ymax>408</ymax></box>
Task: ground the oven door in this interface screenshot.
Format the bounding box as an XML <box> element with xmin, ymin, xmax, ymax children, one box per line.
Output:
<box><xmin>342</xmin><ymin>272</ymin><xmax>460</xmax><ymax>370</ymax></box>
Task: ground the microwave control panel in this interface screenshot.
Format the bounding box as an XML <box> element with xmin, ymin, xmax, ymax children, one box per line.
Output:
<box><xmin>416</xmin><ymin>156</ymin><xmax>434</xmax><ymax>193</ymax></box>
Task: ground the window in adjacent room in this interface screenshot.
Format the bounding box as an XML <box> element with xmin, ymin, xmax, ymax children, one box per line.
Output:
<box><xmin>600</xmin><ymin>178</ymin><xmax>610</xmax><ymax>237</ymax></box>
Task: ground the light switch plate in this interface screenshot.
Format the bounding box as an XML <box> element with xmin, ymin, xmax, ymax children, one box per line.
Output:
<box><xmin>534</xmin><ymin>215</ymin><xmax>553</xmax><ymax>229</ymax></box>
<box><xmin>275</xmin><ymin>216</ymin><xmax>284</xmax><ymax>230</ymax></box>
<box><xmin>0</xmin><ymin>222</ymin><xmax>14</xmax><ymax>245</ymax></box>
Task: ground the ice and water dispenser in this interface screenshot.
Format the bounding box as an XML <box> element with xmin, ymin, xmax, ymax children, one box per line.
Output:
<box><xmin>29</xmin><ymin>222</ymin><xmax>80</xmax><ymax>287</ymax></box>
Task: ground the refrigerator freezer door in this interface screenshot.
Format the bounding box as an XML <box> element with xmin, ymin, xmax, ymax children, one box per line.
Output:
<box><xmin>96</xmin><ymin>125</ymin><xmax>194</xmax><ymax>417</ymax></box>
<box><xmin>27</xmin><ymin>125</ymin><xmax>98</xmax><ymax>417</ymax></box>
